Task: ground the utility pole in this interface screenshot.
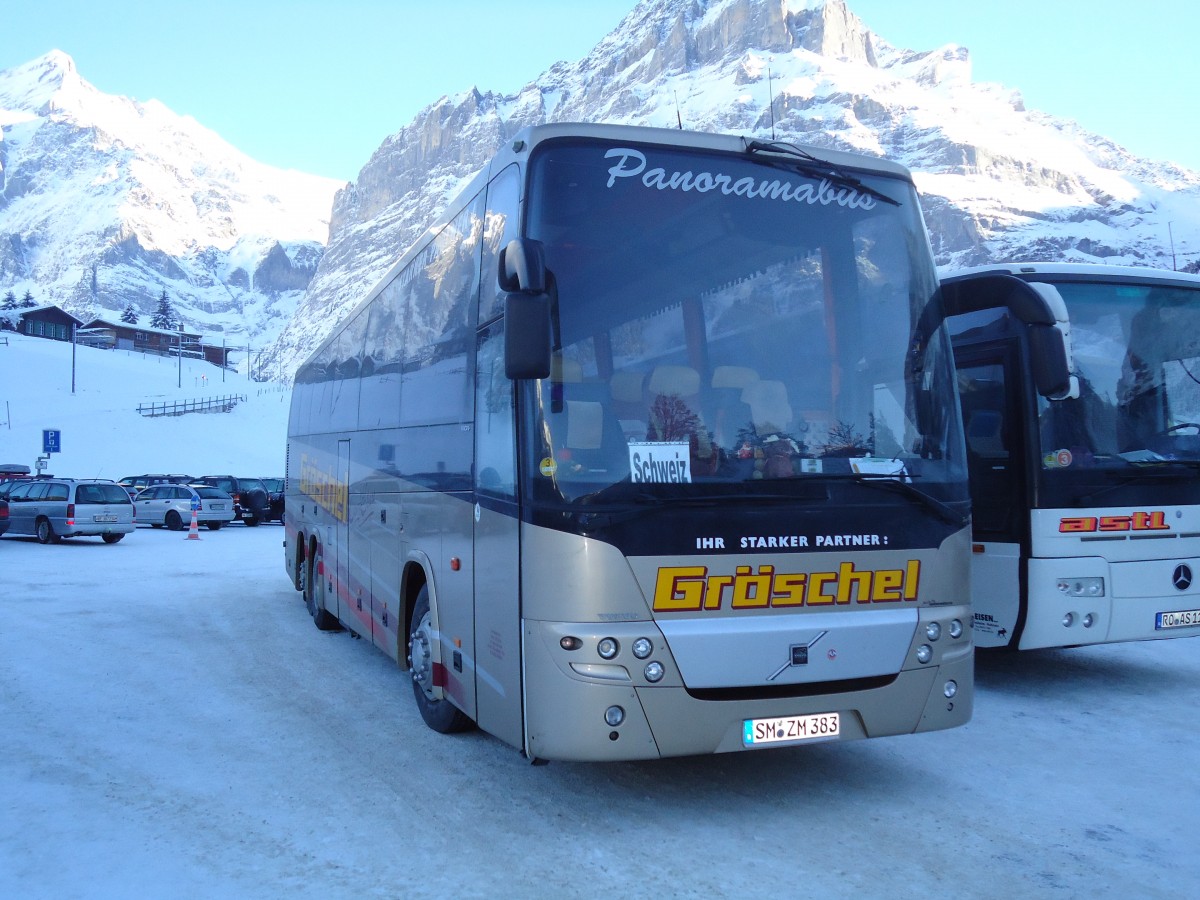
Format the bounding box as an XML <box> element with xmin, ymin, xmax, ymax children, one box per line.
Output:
<box><xmin>71</xmin><ymin>323</ymin><xmax>77</xmax><ymax>394</ymax></box>
<box><xmin>177</xmin><ymin>325</ymin><xmax>183</xmax><ymax>389</ymax></box>
<box><xmin>1168</xmin><ymin>222</ymin><xmax>1178</xmax><ymax>271</ymax></box>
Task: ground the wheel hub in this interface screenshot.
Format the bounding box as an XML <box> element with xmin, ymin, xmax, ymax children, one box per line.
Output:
<box><xmin>409</xmin><ymin>614</ymin><xmax>436</xmax><ymax>700</ymax></box>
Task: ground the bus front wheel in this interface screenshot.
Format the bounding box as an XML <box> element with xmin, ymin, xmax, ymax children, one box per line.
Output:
<box><xmin>407</xmin><ymin>586</ymin><xmax>472</xmax><ymax>734</ymax></box>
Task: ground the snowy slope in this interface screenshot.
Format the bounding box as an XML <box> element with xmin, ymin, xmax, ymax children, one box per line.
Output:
<box><xmin>265</xmin><ymin>0</ymin><xmax>1200</xmax><ymax>378</ymax></box>
<box><xmin>0</xmin><ymin>331</ymin><xmax>288</xmax><ymax>477</ymax></box>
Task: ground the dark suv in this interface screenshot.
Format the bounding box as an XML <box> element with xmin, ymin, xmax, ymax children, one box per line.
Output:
<box><xmin>259</xmin><ymin>477</ymin><xmax>285</xmax><ymax>523</ymax></box>
<box><xmin>194</xmin><ymin>476</ymin><xmax>271</xmax><ymax>526</ymax></box>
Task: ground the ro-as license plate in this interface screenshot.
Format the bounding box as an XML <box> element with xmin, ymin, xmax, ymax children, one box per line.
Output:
<box><xmin>743</xmin><ymin>712</ymin><xmax>840</xmax><ymax>746</ymax></box>
<box><xmin>93</xmin><ymin>515</ymin><xmax>117</xmax><ymax>523</ymax></box>
<box><xmin>210</xmin><ymin>503</ymin><xmax>225</xmax><ymax>510</ymax></box>
<box><xmin>1157</xmin><ymin>608</ymin><xmax>1200</xmax><ymax>629</ymax></box>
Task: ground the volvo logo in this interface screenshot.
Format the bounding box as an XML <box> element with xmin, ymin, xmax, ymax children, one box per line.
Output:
<box><xmin>767</xmin><ymin>632</ymin><xmax>828</xmax><ymax>681</ymax></box>
<box><xmin>1172</xmin><ymin>564</ymin><xmax>1193</xmax><ymax>591</ymax></box>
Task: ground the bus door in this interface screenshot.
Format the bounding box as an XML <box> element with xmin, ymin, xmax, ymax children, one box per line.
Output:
<box><xmin>471</xmin><ymin>323</ymin><xmax>524</xmax><ymax>749</ymax></box>
<box><xmin>955</xmin><ymin>345</ymin><xmax>1030</xmax><ymax>647</ymax></box>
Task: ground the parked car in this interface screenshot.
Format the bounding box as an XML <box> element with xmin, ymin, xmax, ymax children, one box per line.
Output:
<box><xmin>133</xmin><ymin>483</ymin><xmax>236</xmax><ymax>531</ymax></box>
<box><xmin>194</xmin><ymin>476</ymin><xmax>271</xmax><ymax>526</ymax></box>
<box><xmin>117</xmin><ymin>473</ymin><xmax>195</xmax><ymax>500</ymax></box>
<box><xmin>3</xmin><ymin>478</ymin><xmax>135</xmax><ymax>543</ymax></box>
<box><xmin>260</xmin><ymin>477</ymin><xmax>285</xmax><ymax>523</ymax></box>
<box><xmin>0</xmin><ymin>463</ymin><xmax>34</xmax><ymax>499</ymax></box>
<box><xmin>0</xmin><ymin>498</ymin><xmax>9</xmax><ymax>538</ymax></box>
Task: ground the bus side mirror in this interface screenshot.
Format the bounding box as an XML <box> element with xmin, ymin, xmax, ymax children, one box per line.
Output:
<box><xmin>1027</xmin><ymin>324</ymin><xmax>1074</xmax><ymax>400</ymax></box>
<box><xmin>504</xmin><ymin>292</ymin><xmax>552</xmax><ymax>380</ymax></box>
<box><xmin>941</xmin><ymin>273</ymin><xmax>1077</xmax><ymax>400</ymax></box>
<box><xmin>499</xmin><ymin>238</ymin><xmax>546</xmax><ymax>294</ymax></box>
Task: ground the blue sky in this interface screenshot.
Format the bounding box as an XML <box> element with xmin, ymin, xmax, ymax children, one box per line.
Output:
<box><xmin>2</xmin><ymin>0</ymin><xmax>1197</xmax><ymax>182</ymax></box>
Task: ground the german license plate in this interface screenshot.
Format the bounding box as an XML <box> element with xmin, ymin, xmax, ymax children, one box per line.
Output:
<box><xmin>743</xmin><ymin>712</ymin><xmax>840</xmax><ymax>746</ymax></box>
<box><xmin>93</xmin><ymin>515</ymin><xmax>117</xmax><ymax>523</ymax></box>
<box><xmin>1156</xmin><ymin>608</ymin><xmax>1200</xmax><ymax>629</ymax></box>
<box><xmin>211</xmin><ymin>503</ymin><xmax>225</xmax><ymax>510</ymax></box>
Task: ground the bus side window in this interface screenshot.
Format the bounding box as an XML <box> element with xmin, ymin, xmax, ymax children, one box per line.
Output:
<box><xmin>480</xmin><ymin>164</ymin><xmax>522</xmax><ymax>324</ymax></box>
<box><xmin>475</xmin><ymin>323</ymin><xmax>517</xmax><ymax>499</ymax></box>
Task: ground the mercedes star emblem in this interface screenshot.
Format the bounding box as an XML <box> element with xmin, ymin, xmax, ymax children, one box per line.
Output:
<box><xmin>1172</xmin><ymin>564</ymin><xmax>1193</xmax><ymax>591</ymax></box>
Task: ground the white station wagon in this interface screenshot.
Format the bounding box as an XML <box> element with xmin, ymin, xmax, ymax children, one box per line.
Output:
<box><xmin>4</xmin><ymin>478</ymin><xmax>135</xmax><ymax>544</ymax></box>
<box><xmin>133</xmin><ymin>484</ymin><xmax>236</xmax><ymax>531</ymax></box>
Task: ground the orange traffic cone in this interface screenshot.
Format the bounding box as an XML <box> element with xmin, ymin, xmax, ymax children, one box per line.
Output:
<box><xmin>186</xmin><ymin>507</ymin><xmax>201</xmax><ymax>540</ymax></box>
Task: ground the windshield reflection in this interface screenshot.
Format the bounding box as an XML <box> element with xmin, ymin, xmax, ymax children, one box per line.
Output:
<box><xmin>1038</xmin><ymin>281</ymin><xmax>1200</xmax><ymax>469</ymax></box>
<box><xmin>523</xmin><ymin>138</ymin><xmax>964</xmax><ymax>507</ymax></box>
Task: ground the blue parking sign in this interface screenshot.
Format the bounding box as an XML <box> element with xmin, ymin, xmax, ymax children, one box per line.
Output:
<box><xmin>43</xmin><ymin>429</ymin><xmax>61</xmax><ymax>454</ymax></box>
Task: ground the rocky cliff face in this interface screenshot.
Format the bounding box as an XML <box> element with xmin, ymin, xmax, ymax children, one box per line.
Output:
<box><xmin>0</xmin><ymin>51</ymin><xmax>342</xmax><ymax>347</ymax></box>
<box><xmin>263</xmin><ymin>0</ymin><xmax>1200</xmax><ymax>377</ymax></box>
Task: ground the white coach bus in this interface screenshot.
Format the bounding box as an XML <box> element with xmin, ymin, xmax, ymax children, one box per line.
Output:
<box><xmin>283</xmin><ymin>124</ymin><xmax>1061</xmax><ymax>761</ymax></box>
<box><xmin>944</xmin><ymin>263</ymin><xmax>1200</xmax><ymax>650</ymax></box>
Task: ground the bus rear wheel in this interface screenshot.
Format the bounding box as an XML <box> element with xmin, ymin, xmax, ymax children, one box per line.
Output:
<box><xmin>304</xmin><ymin>550</ymin><xmax>340</xmax><ymax>632</ymax></box>
<box><xmin>407</xmin><ymin>586</ymin><xmax>472</xmax><ymax>734</ymax></box>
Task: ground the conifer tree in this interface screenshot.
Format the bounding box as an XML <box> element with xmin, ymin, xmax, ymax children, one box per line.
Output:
<box><xmin>150</xmin><ymin>289</ymin><xmax>174</xmax><ymax>329</ymax></box>
<box><xmin>120</xmin><ymin>303</ymin><xmax>139</xmax><ymax>325</ymax></box>
<box><xmin>20</xmin><ymin>290</ymin><xmax>36</xmax><ymax>308</ymax></box>
<box><xmin>1</xmin><ymin>291</ymin><xmax>15</xmax><ymax>310</ymax></box>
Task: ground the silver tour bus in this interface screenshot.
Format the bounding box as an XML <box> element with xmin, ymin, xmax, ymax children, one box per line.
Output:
<box><xmin>945</xmin><ymin>263</ymin><xmax>1200</xmax><ymax>650</ymax></box>
<box><xmin>284</xmin><ymin>123</ymin><xmax>1005</xmax><ymax>761</ymax></box>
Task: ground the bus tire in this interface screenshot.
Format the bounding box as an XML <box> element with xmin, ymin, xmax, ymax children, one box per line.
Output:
<box><xmin>305</xmin><ymin>550</ymin><xmax>340</xmax><ymax>632</ymax></box>
<box><xmin>408</xmin><ymin>586</ymin><xmax>472</xmax><ymax>734</ymax></box>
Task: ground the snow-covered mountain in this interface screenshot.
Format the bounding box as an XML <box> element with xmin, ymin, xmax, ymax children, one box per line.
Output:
<box><xmin>264</xmin><ymin>0</ymin><xmax>1200</xmax><ymax>378</ymax></box>
<box><xmin>0</xmin><ymin>51</ymin><xmax>342</xmax><ymax>352</ymax></box>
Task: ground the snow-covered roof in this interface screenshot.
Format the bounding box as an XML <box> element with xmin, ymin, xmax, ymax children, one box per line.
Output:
<box><xmin>81</xmin><ymin>317</ymin><xmax>201</xmax><ymax>339</ymax></box>
<box><xmin>17</xmin><ymin>304</ymin><xmax>84</xmax><ymax>324</ymax></box>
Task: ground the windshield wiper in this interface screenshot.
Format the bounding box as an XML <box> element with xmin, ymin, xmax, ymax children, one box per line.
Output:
<box><xmin>1077</xmin><ymin>463</ymin><xmax>1200</xmax><ymax>505</ymax></box>
<box><xmin>773</xmin><ymin>472</ymin><xmax>968</xmax><ymax>527</ymax></box>
<box><xmin>745</xmin><ymin>139</ymin><xmax>901</xmax><ymax>207</ymax></box>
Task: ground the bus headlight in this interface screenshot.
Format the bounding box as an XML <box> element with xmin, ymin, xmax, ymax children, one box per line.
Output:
<box><xmin>925</xmin><ymin>621</ymin><xmax>942</xmax><ymax>641</ymax></box>
<box><xmin>644</xmin><ymin>661</ymin><xmax>665</xmax><ymax>683</ymax></box>
<box><xmin>948</xmin><ymin>619</ymin><xmax>964</xmax><ymax>639</ymax></box>
<box><xmin>632</xmin><ymin>637</ymin><xmax>653</xmax><ymax>659</ymax></box>
<box><xmin>916</xmin><ymin>644</ymin><xmax>933</xmax><ymax>664</ymax></box>
<box><xmin>597</xmin><ymin>638</ymin><xmax>619</xmax><ymax>660</ymax></box>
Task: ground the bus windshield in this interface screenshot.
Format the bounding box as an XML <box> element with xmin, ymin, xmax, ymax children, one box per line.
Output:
<box><xmin>1037</xmin><ymin>280</ymin><xmax>1200</xmax><ymax>470</ymax></box>
<box><xmin>523</xmin><ymin>138</ymin><xmax>964</xmax><ymax>507</ymax></box>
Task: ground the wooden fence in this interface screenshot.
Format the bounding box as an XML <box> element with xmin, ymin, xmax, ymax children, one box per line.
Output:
<box><xmin>136</xmin><ymin>394</ymin><xmax>246</xmax><ymax>417</ymax></box>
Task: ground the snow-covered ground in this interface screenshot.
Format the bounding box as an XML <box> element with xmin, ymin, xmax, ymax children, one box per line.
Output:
<box><xmin>1</xmin><ymin>332</ymin><xmax>1197</xmax><ymax>898</ymax></box>
<box><xmin>0</xmin><ymin>331</ymin><xmax>289</xmax><ymax>477</ymax></box>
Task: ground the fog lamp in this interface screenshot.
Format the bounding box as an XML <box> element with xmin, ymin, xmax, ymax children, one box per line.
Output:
<box><xmin>944</xmin><ymin>680</ymin><xmax>958</xmax><ymax>699</ymax></box>
<box><xmin>1057</xmin><ymin>577</ymin><xmax>1105</xmax><ymax>597</ymax></box>
<box><xmin>1062</xmin><ymin>612</ymin><xmax>1075</xmax><ymax>627</ymax></box>
<box><xmin>604</xmin><ymin>706</ymin><xmax>625</xmax><ymax>727</ymax></box>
